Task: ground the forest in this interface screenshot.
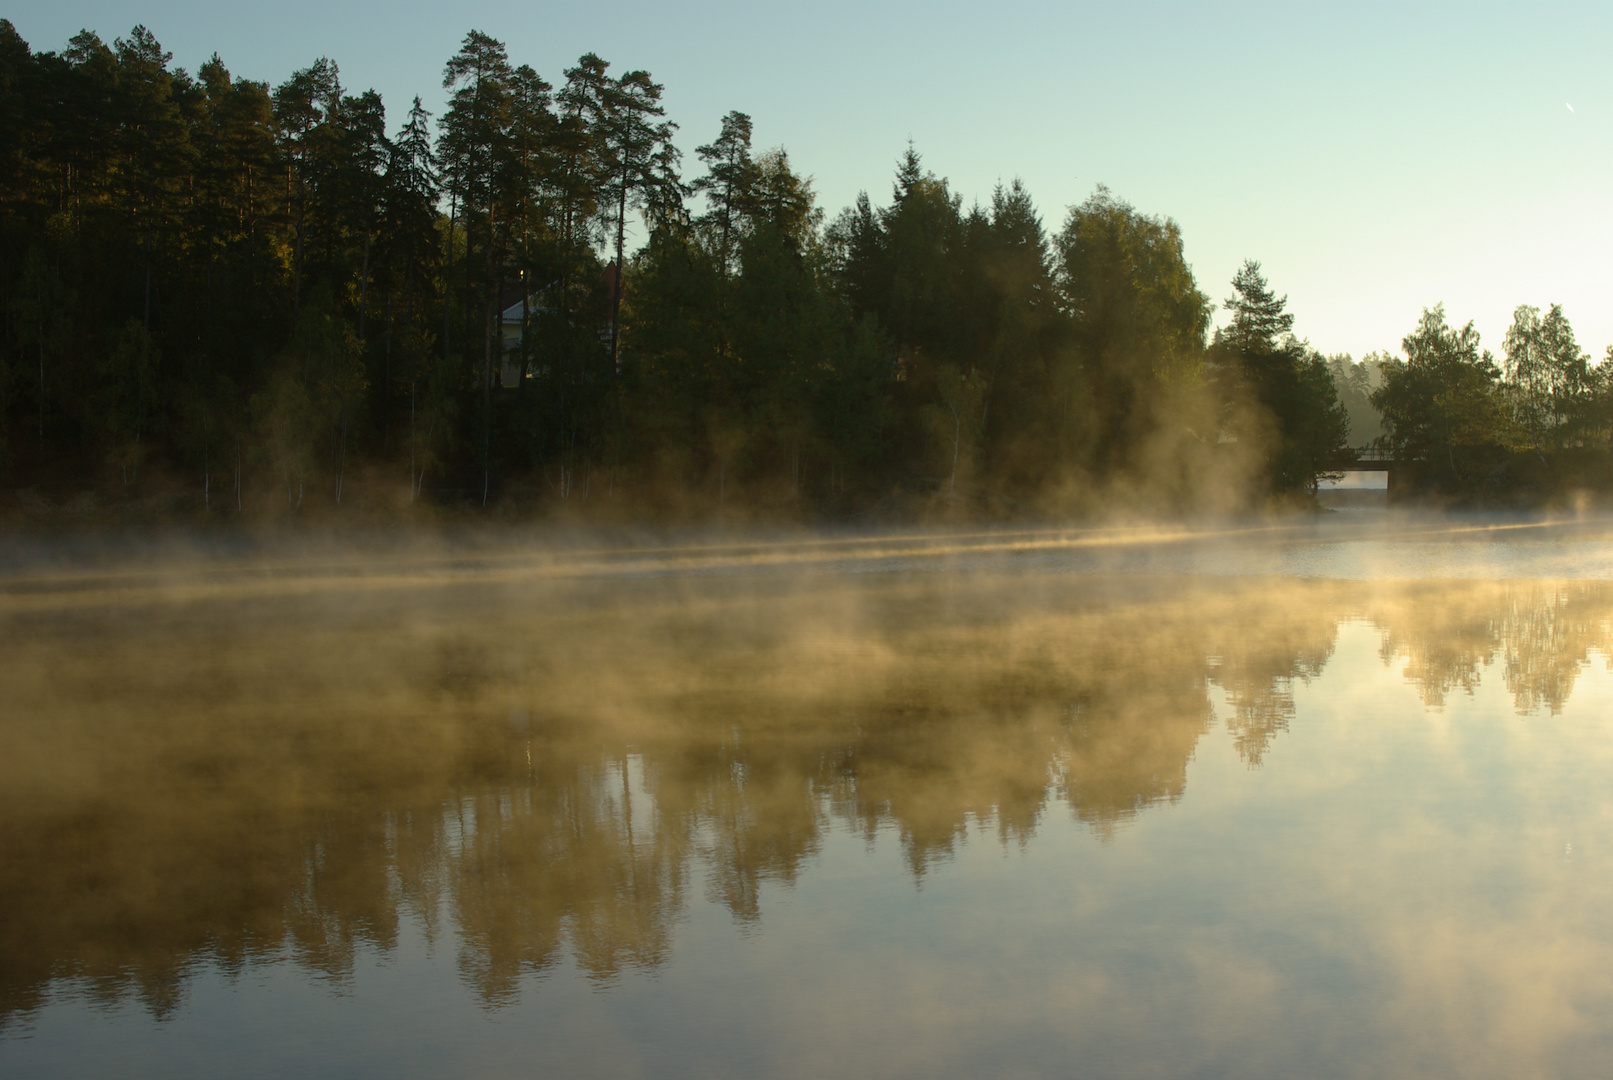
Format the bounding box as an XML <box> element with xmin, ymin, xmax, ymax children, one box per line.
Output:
<box><xmin>2</xmin><ymin>22</ymin><xmax>1610</xmax><ymax>520</ymax></box>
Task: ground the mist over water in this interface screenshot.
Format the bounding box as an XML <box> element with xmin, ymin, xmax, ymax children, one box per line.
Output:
<box><xmin>6</xmin><ymin>517</ymin><xmax>1613</xmax><ymax>1078</ymax></box>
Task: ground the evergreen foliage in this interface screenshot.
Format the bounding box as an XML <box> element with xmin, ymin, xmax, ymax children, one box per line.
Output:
<box><xmin>1213</xmin><ymin>261</ymin><xmax>1348</xmax><ymax>497</ymax></box>
<box><xmin>8</xmin><ymin>20</ymin><xmax>1588</xmax><ymax>518</ymax></box>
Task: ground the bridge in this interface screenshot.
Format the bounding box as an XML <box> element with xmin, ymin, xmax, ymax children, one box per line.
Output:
<box><xmin>1322</xmin><ymin>450</ymin><xmax>1406</xmax><ymax>473</ymax></box>
<box><xmin>1317</xmin><ymin>449</ymin><xmax>1411</xmax><ymax>497</ymax></box>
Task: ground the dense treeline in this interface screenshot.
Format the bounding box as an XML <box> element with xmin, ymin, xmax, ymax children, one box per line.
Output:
<box><xmin>1</xmin><ymin>23</ymin><xmax>1606</xmax><ymax>518</ymax></box>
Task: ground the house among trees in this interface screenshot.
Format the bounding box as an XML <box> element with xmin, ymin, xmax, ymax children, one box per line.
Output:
<box><xmin>499</xmin><ymin>288</ymin><xmax>544</xmax><ymax>388</ymax></box>
<box><xmin>498</xmin><ymin>263</ymin><xmax>621</xmax><ymax>387</ymax></box>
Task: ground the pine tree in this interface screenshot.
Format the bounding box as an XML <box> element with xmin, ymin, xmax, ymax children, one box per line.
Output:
<box><xmin>112</xmin><ymin>27</ymin><xmax>191</xmax><ymax>331</ymax></box>
<box><xmin>273</xmin><ymin>57</ymin><xmax>341</xmax><ymax>316</ymax></box>
<box><xmin>1217</xmin><ymin>260</ymin><xmax>1346</xmax><ymax>496</ymax></box>
<box><xmin>335</xmin><ymin>89</ymin><xmax>388</xmax><ymax>344</ymax></box>
<box><xmin>593</xmin><ymin>66</ymin><xmax>680</xmax><ymax>369</ymax></box>
<box><xmin>691</xmin><ymin>111</ymin><xmax>755</xmax><ymax>271</ymax></box>
<box><xmin>440</xmin><ymin>30</ymin><xmax>514</xmax><ymax>504</ymax></box>
<box><xmin>1222</xmin><ymin>259</ymin><xmax>1293</xmax><ymax>354</ymax></box>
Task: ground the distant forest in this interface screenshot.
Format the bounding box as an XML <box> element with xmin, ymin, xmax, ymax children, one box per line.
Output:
<box><xmin>2</xmin><ymin>22</ymin><xmax>1609</xmax><ymax>520</ymax></box>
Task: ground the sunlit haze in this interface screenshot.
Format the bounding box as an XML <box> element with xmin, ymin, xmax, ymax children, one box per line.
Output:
<box><xmin>13</xmin><ymin>4</ymin><xmax>1613</xmax><ymax>1069</ymax></box>
<box><xmin>10</xmin><ymin>521</ymin><xmax>1613</xmax><ymax>1077</ymax></box>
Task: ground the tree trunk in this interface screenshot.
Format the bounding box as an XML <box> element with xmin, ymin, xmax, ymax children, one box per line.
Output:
<box><xmin>443</xmin><ymin>195</ymin><xmax>455</xmax><ymax>361</ymax></box>
<box><xmin>483</xmin><ymin>216</ymin><xmax>496</xmax><ymax>509</ymax></box>
<box><xmin>383</xmin><ymin>287</ymin><xmax>393</xmax><ymax>397</ymax></box>
<box><xmin>950</xmin><ymin>404</ymin><xmax>961</xmax><ymax>494</ymax></box>
<box><xmin>403</xmin><ymin>259</ymin><xmax>414</xmax><ymax>335</ymax></box>
<box><xmin>358</xmin><ymin>230</ymin><xmax>371</xmax><ymax>342</ymax></box>
<box><xmin>611</xmin><ymin>178</ymin><xmax>627</xmax><ymax>372</ymax></box>
<box><xmin>292</xmin><ymin>199</ymin><xmax>306</xmax><ymax>319</ymax></box>
<box><xmin>560</xmin><ymin>200</ymin><xmax>571</xmax><ymax>379</ymax></box>
<box><xmin>143</xmin><ymin>219</ymin><xmax>153</xmax><ymax>331</ymax></box>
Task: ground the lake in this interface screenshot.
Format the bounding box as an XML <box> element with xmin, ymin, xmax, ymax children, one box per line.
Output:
<box><xmin>4</xmin><ymin>517</ymin><xmax>1613</xmax><ymax>1078</ymax></box>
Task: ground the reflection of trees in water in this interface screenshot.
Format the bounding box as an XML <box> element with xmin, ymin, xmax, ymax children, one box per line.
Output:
<box><xmin>1208</xmin><ymin>595</ymin><xmax>1339</xmax><ymax>765</ymax></box>
<box><xmin>3</xmin><ymin>575</ymin><xmax>1611</xmax><ymax>1017</ymax></box>
<box><xmin>1501</xmin><ymin>586</ymin><xmax>1613</xmax><ymax>713</ymax></box>
<box><xmin>1374</xmin><ymin>589</ymin><xmax>1498</xmax><ymax>708</ymax></box>
<box><xmin>1370</xmin><ymin>583</ymin><xmax>1613</xmax><ymax>714</ymax></box>
<box><xmin>448</xmin><ymin>756</ymin><xmax>690</xmax><ymax>1001</ymax></box>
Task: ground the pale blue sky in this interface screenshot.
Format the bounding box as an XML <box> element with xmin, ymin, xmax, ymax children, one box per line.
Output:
<box><xmin>12</xmin><ymin>1</ymin><xmax>1613</xmax><ymax>360</ymax></box>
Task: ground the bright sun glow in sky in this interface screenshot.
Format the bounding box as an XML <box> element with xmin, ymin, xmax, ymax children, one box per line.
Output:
<box><xmin>13</xmin><ymin>1</ymin><xmax>1613</xmax><ymax>362</ymax></box>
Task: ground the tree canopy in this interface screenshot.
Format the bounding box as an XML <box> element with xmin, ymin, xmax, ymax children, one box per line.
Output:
<box><xmin>6</xmin><ymin>21</ymin><xmax>1593</xmax><ymax>519</ymax></box>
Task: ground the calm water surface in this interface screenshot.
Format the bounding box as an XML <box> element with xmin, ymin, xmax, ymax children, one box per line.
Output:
<box><xmin>5</xmin><ymin>518</ymin><xmax>1613</xmax><ymax>1078</ymax></box>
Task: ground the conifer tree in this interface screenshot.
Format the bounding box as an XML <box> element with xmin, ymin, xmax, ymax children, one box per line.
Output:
<box><xmin>594</xmin><ymin>66</ymin><xmax>680</xmax><ymax>369</ymax></box>
<box><xmin>274</xmin><ymin>57</ymin><xmax>341</xmax><ymax>316</ymax></box>
<box><xmin>691</xmin><ymin>111</ymin><xmax>755</xmax><ymax>271</ymax></box>
<box><xmin>1217</xmin><ymin>260</ymin><xmax>1346</xmax><ymax>496</ymax></box>
<box><xmin>440</xmin><ymin>30</ymin><xmax>514</xmax><ymax>503</ymax></box>
<box><xmin>382</xmin><ymin>95</ymin><xmax>440</xmax><ymax>388</ymax></box>
<box><xmin>1221</xmin><ymin>259</ymin><xmax>1293</xmax><ymax>354</ymax></box>
<box><xmin>336</xmin><ymin>89</ymin><xmax>388</xmax><ymax>344</ymax></box>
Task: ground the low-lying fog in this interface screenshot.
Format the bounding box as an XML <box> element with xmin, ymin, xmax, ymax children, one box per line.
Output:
<box><xmin>5</xmin><ymin>516</ymin><xmax>1613</xmax><ymax>1079</ymax></box>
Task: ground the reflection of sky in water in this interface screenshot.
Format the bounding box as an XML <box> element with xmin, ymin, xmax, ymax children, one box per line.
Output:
<box><xmin>5</xmin><ymin>533</ymin><xmax>1613</xmax><ymax>1078</ymax></box>
<box><xmin>1067</xmin><ymin>537</ymin><xmax>1613</xmax><ymax>579</ymax></box>
<box><xmin>1319</xmin><ymin>469</ymin><xmax>1390</xmax><ymax>491</ymax></box>
<box><xmin>800</xmin><ymin>523</ymin><xmax>1613</xmax><ymax>581</ymax></box>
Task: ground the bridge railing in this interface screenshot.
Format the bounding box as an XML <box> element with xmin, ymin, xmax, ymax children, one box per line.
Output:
<box><xmin>1321</xmin><ymin>449</ymin><xmax>1402</xmax><ymax>471</ymax></box>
